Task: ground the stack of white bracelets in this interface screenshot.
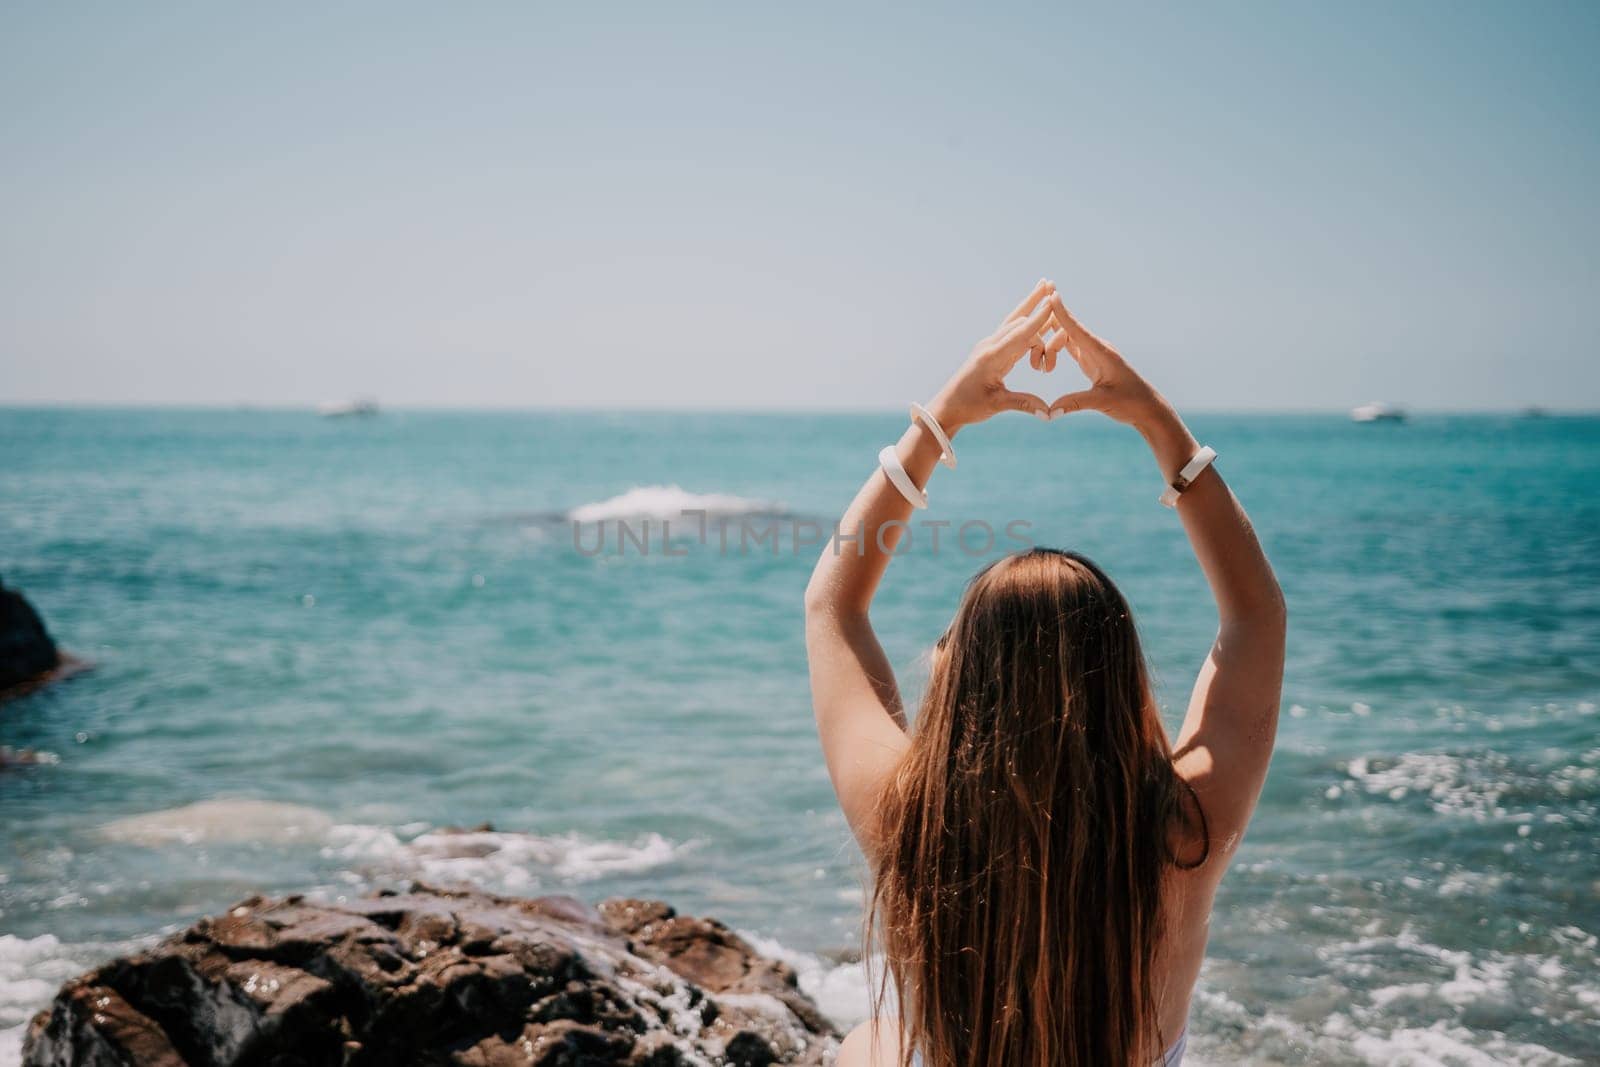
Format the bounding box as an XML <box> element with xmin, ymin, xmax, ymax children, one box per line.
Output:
<box><xmin>875</xmin><ymin>403</ymin><xmax>954</xmax><ymax>510</ymax></box>
<box><xmin>878</xmin><ymin>403</ymin><xmax>1217</xmax><ymax>510</ymax></box>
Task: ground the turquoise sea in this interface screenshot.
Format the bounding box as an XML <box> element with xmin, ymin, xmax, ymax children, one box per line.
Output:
<box><xmin>1</xmin><ymin>408</ymin><xmax>1597</xmax><ymax>1065</ymax></box>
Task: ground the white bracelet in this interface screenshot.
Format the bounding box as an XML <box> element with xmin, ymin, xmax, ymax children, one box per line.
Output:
<box><xmin>909</xmin><ymin>403</ymin><xmax>957</xmax><ymax>469</ymax></box>
<box><xmin>878</xmin><ymin>445</ymin><xmax>929</xmax><ymax>510</ymax></box>
<box><xmin>1159</xmin><ymin>445</ymin><xmax>1217</xmax><ymax>508</ymax></box>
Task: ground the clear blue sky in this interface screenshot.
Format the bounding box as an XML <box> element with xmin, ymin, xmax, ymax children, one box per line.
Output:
<box><xmin>2</xmin><ymin>2</ymin><xmax>1596</xmax><ymax>410</ymax></box>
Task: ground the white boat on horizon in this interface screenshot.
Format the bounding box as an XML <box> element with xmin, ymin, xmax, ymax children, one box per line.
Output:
<box><xmin>317</xmin><ymin>398</ymin><xmax>380</xmax><ymax>418</ymax></box>
<box><xmin>1350</xmin><ymin>401</ymin><xmax>1406</xmax><ymax>423</ymax></box>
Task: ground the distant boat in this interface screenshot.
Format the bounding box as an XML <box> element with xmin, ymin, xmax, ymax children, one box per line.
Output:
<box><xmin>317</xmin><ymin>398</ymin><xmax>380</xmax><ymax>418</ymax></box>
<box><xmin>1522</xmin><ymin>406</ymin><xmax>1549</xmax><ymax>419</ymax></box>
<box><xmin>1350</xmin><ymin>401</ymin><xmax>1405</xmax><ymax>423</ymax></box>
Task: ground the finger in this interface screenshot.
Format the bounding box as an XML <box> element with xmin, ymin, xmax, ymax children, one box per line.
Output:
<box><xmin>996</xmin><ymin>298</ymin><xmax>1056</xmax><ymax>362</ymax></box>
<box><xmin>998</xmin><ymin>389</ymin><xmax>1051</xmax><ymax>421</ymax></box>
<box><xmin>1043</xmin><ymin>302</ymin><xmax>1096</xmax><ymax>368</ymax></box>
<box><xmin>1028</xmin><ymin>338</ymin><xmax>1044</xmax><ymax>371</ymax></box>
<box><xmin>1041</xmin><ymin>330</ymin><xmax>1070</xmax><ymax>373</ymax></box>
<box><xmin>1043</xmin><ymin>291</ymin><xmax>1086</xmax><ymax>334</ymax></box>
<box><xmin>1048</xmin><ymin>389</ymin><xmax>1101</xmax><ymax>420</ymax></box>
<box><xmin>1045</xmin><ymin>292</ymin><xmax>1115</xmax><ymax>357</ymax></box>
<box><xmin>999</xmin><ymin>278</ymin><xmax>1055</xmax><ymax>330</ymax></box>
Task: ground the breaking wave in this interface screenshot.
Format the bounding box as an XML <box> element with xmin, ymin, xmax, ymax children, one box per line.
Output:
<box><xmin>0</xmin><ymin>932</ymin><xmax>148</xmax><ymax>1067</ymax></box>
<box><xmin>566</xmin><ymin>485</ymin><xmax>786</xmax><ymax>523</ymax></box>
<box><xmin>323</xmin><ymin>824</ymin><xmax>686</xmax><ymax>894</ymax></box>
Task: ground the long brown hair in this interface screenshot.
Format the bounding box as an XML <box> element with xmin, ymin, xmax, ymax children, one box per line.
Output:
<box><xmin>867</xmin><ymin>548</ymin><xmax>1205</xmax><ymax>1067</ymax></box>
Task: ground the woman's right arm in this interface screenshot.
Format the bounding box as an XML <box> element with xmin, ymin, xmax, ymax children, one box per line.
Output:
<box><xmin>1044</xmin><ymin>294</ymin><xmax>1287</xmax><ymax>867</ymax></box>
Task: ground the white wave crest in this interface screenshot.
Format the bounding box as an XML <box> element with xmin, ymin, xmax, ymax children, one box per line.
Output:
<box><xmin>739</xmin><ymin>933</ymin><xmax>879</xmax><ymax>1029</ymax></box>
<box><xmin>1</xmin><ymin>932</ymin><xmax>148</xmax><ymax>1067</ymax></box>
<box><xmin>566</xmin><ymin>485</ymin><xmax>783</xmax><ymax>523</ymax></box>
<box><xmin>1342</xmin><ymin>1020</ymin><xmax>1581</xmax><ymax>1066</ymax></box>
<box><xmin>0</xmin><ymin>934</ymin><xmax>65</xmax><ymax>1031</ymax></box>
<box><xmin>324</xmin><ymin>825</ymin><xmax>684</xmax><ymax>893</ymax></box>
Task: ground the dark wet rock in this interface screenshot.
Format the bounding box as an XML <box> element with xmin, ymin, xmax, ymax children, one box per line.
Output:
<box><xmin>0</xmin><ymin>578</ymin><xmax>59</xmax><ymax>694</ymax></box>
<box><xmin>23</xmin><ymin>885</ymin><xmax>839</xmax><ymax>1066</ymax></box>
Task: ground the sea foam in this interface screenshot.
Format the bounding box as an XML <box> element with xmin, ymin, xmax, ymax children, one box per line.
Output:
<box><xmin>323</xmin><ymin>824</ymin><xmax>685</xmax><ymax>893</ymax></box>
<box><xmin>95</xmin><ymin>801</ymin><xmax>685</xmax><ymax>893</ymax></box>
<box><xmin>740</xmin><ymin>933</ymin><xmax>878</xmax><ymax>1029</ymax></box>
<box><xmin>0</xmin><ymin>932</ymin><xmax>147</xmax><ymax>1067</ymax></box>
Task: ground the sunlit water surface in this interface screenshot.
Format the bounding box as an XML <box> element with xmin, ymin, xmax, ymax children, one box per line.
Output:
<box><xmin>2</xmin><ymin>409</ymin><xmax>1597</xmax><ymax>1064</ymax></box>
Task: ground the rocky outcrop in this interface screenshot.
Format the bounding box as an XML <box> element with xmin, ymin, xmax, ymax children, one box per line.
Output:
<box><xmin>0</xmin><ymin>578</ymin><xmax>59</xmax><ymax>690</ymax></box>
<box><xmin>22</xmin><ymin>886</ymin><xmax>839</xmax><ymax>1066</ymax></box>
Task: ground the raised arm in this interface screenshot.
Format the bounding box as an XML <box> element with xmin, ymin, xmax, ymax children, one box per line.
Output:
<box><xmin>804</xmin><ymin>281</ymin><xmax>1064</xmax><ymax>859</ymax></box>
<box><xmin>1046</xmin><ymin>295</ymin><xmax>1286</xmax><ymax>870</ymax></box>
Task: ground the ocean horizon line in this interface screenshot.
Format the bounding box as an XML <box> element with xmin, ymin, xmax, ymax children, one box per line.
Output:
<box><xmin>3</xmin><ymin>401</ymin><xmax>1597</xmax><ymax>417</ymax></box>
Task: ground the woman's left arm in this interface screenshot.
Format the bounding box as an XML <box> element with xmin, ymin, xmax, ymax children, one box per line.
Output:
<box><xmin>803</xmin><ymin>280</ymin><xmax>1065</xmax><ymax>858</ymax></box>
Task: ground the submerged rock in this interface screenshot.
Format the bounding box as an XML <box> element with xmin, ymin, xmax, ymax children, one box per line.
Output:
<box><xmin>22</xmin><ymin>885</ymin><xmax>839</xmax><ymax>1066</ymax></box>
<box><xmin>100</xmin><ymin>798</ymin><xmax>337</xmax><ymax>846</ymax></box>
<box><xmin>0</xmin><ymin>577</ymin><xmax>60</xmax><ymax>694</ymax></box>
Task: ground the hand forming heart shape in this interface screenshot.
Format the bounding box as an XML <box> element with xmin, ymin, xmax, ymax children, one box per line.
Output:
<box><xmin>924</xmin><ymin>279</ymin><xmax>1168</xmax><ymax>434</ymax></box>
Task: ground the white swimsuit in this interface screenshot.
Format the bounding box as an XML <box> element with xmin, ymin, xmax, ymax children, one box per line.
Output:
<box><xmin>1160</xmin><ymin>1026</ymin><xmax>1189</xmax><ymax>1066</ymax></box>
